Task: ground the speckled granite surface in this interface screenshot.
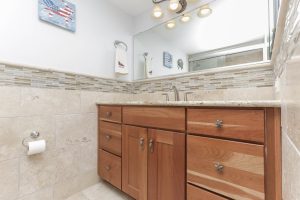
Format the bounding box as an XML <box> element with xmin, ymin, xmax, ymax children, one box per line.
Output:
<box><xmin>97</xmin><ymin>100</ymin><xmax>280</xmax><ymax>107</ymax></box>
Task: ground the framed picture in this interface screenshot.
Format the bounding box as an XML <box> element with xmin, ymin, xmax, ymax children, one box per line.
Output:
<box><xmin>39</xmin><ymin>0</ymin><xmax>76</xmax><ymax>32</ymax></box>
<box><xmin>163</xmin><ymin>52</ymin><xmax>173</xmax><ymax>68</ymax></box>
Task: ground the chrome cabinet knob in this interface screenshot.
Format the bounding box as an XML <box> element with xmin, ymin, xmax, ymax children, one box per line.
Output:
<box><xmin>105</xmin><ymin>135</ymin><xmax>112</xmax><ymax>141</ymax></box>
<box><xmin>105</xmin><ymin>165</ymin><xmax>111</xmax><ymax>171</ymax></box>
<box><xmin>215</xmin><ymin>120</ymin><xmax>223</xmax><ymax>128</ymax></box>
<box><xmin>106</xmin><ymin>112</ymin><xmax>112</xmax><ymax>118</ymax></box>
<box><xmin>214</xmin><ymin>162</ymin><xmax>224</xmax><ymax>173</ymax></box>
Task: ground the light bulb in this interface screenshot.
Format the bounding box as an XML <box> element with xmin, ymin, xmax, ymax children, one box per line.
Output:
<box><xmin>153</xmin><ymin>5</ymin><xmax>163</xmax><ymax>18</ymax></box>
<box><xmin>180</xmin><ymin>14</ymin><xmax>191</xmax><ymax>23</ymax></box>
<box><xmin>169</xmin><ymin>0</ymin><xmax>180</xmax><ymax>11</ymax></box>
<box><xmin>166</xmin><ymin>20</ymin><xmax>176</xmax><ymax>29</ymax></box>
<box><xmin>198</xmin><ymin>5</ymin><xmax>212</xmax><ymax>17</ymax></box>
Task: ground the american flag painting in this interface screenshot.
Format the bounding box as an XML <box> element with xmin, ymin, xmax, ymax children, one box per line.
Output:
<box><xmin>39</xmin><ymin>0</ymin><xmax>76</xmax><ymax>32</ymax></box>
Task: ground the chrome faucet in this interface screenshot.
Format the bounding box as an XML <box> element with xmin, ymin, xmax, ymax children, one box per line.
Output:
<box><xmin>171</xmin><ymin>86</ymin><xmax>180</xmax><ymax>101</ymax></box>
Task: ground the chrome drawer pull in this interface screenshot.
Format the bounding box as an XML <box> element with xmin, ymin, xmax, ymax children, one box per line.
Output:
<box><xmin>215</xmin><ymin>120</ymin><xmax>223</xmax><ymax>128</ymax></box>
<box><xmin>149</xmin><ymin>139</ymin><xmax>154</xmax><ymax>153</ymax></box>
<box><xmin>105</xmin><ymin>135</ymin><xmax>112</xmax><ymax>140</ymax></box>
<box><xmin>106</xmin><ymin>112</ymin><xmax>112</xmax><ymax>118</ymax></box>
<box><xmin>105</xmin><ymin>165</ymin><xmax>111</xmax><ymax>171</ymax></box>
<box><xmin>214</xmin><ymin>162</ymin><xmax>224</xmax><ymax>173</ymax></box>
<box><xmin>139</xmin><ymin>138</ymin><xmax>145</xmax><ymax>149</ymax></box>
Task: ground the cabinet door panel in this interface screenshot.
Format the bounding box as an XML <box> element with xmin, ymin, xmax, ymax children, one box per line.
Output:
<box><xmin>148</xmin><ymin>129</ymin><xmax>185</xmax><ymax>200</ymax></box>
<box><xmin>122</xmin><ymin>125</ymin><xmax>147</xmax><ymax>200</ymax></box>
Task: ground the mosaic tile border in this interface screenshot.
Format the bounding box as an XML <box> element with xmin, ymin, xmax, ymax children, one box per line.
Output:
<box><xmin>0</xmin><ymin>64</ymin><xmax>132</xmax><ymax>93</ymax></box>
<box><xmin>132</xmin><ymin>65</ymin><xmax>275</xmax><ymax>93</ymax></box>
<box><xmin>0</xmin><ymin>63</ymin><xmax>275</xmax><ymax>94</ymax></box>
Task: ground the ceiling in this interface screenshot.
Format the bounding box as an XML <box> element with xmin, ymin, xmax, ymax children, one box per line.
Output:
<box><xmin>108</xmin><ymin>0</ymin><xmax>153</xmax><ymax>17</ymax></box>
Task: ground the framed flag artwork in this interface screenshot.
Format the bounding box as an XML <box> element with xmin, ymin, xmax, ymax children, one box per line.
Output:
<box><xmin>38</xmin><ymin>0</ymin><xmax>76</xmax><ymax>32</ymax></box>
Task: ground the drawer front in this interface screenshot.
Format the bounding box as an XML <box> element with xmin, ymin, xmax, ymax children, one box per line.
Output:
<box><xmin>98</xmin><ymin>149</ymin><xmax>121</xmax><ymax>189</ymax></box>
<box><xmin>123</xmin><ymin>107</ymin><xmax>185</xmax><ymax>131</ymax></box>
<box><xmin>187</xmin><ymin>109</ymin><xmax>265</xmax><ymax>143</ymax></box>
<box><xmin>187</xmin><ymin>135</ymin><xmax>265</xmax><ymax>200</ymax></box>
<box><xmin>99</xmin><ymin>106</ymin><xmax>122</xmax><ymax>123</ymax></box>
<box><xmin>99</xmin><ymin>121</ymin><xmax>122</xmax><ymax>156</ymax></box>
<box><xmin>187</xmin><ymin>184</ymin><xmax>229</xmax><ymax>200</ymax></box>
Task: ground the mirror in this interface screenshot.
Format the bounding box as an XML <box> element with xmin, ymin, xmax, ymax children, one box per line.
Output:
<box><xmin>133</xmin><ymin>0</ymin><xmax>278</xmax><ymax>80</ymax></box>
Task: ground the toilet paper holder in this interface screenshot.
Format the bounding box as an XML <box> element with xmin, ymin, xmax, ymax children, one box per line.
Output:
<box><xmin>22</xmin><ymin>131</ymin><xmax>40</xmax><ymax>148</ymax></box>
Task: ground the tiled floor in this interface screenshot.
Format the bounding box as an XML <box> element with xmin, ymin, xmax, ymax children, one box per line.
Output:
<box><xmin>65</xmin><ymin>181</ymin><xmax>133</xmax><ymax>200</ymax></box>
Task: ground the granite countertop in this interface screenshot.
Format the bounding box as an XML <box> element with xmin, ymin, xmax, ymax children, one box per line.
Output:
<box><xmin>96</xmin><ymin>100</ymin><xmax>281</xmax><ymax>107</ymax></box>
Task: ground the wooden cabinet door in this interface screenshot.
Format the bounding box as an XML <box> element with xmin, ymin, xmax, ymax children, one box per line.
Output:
<box><xmin>148</xmin><ymin>129</ymin><xmax>185</xmax><ymax>200</ymax></box>
<box><xmin>122</xmin><ymin>125</ymin><xmax>148</xmax><ymax>200</ymax></box>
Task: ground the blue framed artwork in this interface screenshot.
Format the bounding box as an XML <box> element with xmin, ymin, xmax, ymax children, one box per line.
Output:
<box><xmin>163</xmin><ymin>52</ymin><xmax>173</xmax><ymax>68</ymax></box>
<box><xmin>39</xmin><ymin>0</ymin><xmax>76</xmax><ymax>32</ymax></box>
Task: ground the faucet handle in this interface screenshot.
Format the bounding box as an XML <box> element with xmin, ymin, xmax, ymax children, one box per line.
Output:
<box><xmin>184</xmin><ymin>92</ymin><xmax>193</xmax><ymax>101</ymax></box>
<box><xmin>162</xmin><ymin>93</ymin><xmax>169</xmax><ymax>101</ymax></box>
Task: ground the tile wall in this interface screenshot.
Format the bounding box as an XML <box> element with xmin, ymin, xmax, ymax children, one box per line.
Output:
<box><xmin>0</xmin><ymin>51</ymin><xmax>276</xmax><ymax>200</ymax></box>
<box><xmin>0</xmin><ymin>87</ymin><xmax>132</xmax><ymax>200</ymax></box>
<box><xmin>274</xmin><ymin>0</ymin><xmax>300</xmax><ymax>199</ymax></box>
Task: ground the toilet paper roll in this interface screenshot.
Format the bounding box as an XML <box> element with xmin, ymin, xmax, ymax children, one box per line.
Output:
<box><xmin>27</xmin><ymin>140</ymin><xmax>46</xmax><ymax>156</ymax></box>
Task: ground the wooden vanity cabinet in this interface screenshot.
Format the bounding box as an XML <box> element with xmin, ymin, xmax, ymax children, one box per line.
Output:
<box><xmin>98</xmin><ymin>105</ymin><xmax>281</xmax><ymax>200</ymax></box>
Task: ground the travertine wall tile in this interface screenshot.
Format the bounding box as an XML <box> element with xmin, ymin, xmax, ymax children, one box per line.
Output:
<box><xmin>19</xmin><ymin>151</ymin><xmax>57</xmax><ymax>196</ymax></box>
<box><xmin>0</xmin><ymin>159</ymin><xmax>19</xmax><ymax>200</ymax></box>
<box><xmin>20</xmin><ymin>88</ymin><xmax>81</xmax><ymax>116</ymax></box>
<box><xmin>282</xmin><ymin>134</ymin><xmax>300</xmax><ymax>200</ymax></box>
<box><xmin>0</xmin><ymin>86</ymin><xmax>21</xmax><ymax>117</ymax></box>
<box><xmin>274</xmin><ymin>0</ymin><xmax>300</xmax><ymax>199</ymax></box>
<box><xmin>0</xmin><ymin>116</ymin><xmax>56</xmax><ymax>162</ymax></box>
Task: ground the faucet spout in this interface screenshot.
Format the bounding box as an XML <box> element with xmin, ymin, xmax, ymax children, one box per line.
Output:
<box><xmin>171</xmin><ymin>86</ymin><xmax>180</xmax><ymax>101</ymax></box>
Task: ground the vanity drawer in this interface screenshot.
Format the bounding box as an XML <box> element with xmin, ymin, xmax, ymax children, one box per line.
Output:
<box><xmin>187</xmin><ymin>109</ymin><xmax>265</xmax><ymax>143</ymax></box>
<box><xmin>123</xmin><ymin>106</ymin><xmax>185</xmax><ymax>131</ymax></box>
<box><xmin>99</xmin><ymin>121</ymin><xmax>122</xmax><ymax>156</ymax></box>
<box><xmin>187</xmin><ymin>135</ymin><xmax>265</xmax><ymax>200</ymax></box>
<box><xmin>99</xmin><ymin>106</ymin><xmax>122</xmax><ymax>123</ymax></box>
<box><xmin>98</xmin><ymin>149</ymin><xmax>121</xmax><ymax>189</ymax></box>
<box><xmin>187</xmin><ymin>184</ymin><xmax>229</xmax><ymax>200</ymax></box>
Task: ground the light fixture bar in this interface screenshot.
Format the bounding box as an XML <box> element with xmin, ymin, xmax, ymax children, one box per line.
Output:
<box><xmin>152</xmin><ymin>0</ymin><xmax>169</xmax><ymax>4</ymax></box>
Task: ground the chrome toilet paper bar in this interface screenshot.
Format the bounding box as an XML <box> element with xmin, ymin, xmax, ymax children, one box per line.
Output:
<box><xmin>22</xmin><ymin>131</ymin><xmax>40</xmax><ymax>148</ymax></box>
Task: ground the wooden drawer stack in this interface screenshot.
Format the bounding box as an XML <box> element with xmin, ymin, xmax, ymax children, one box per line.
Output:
<box><xmin>186</xmin><ymin>108</ymin><xmax>280</xmax><ymax>200</ymax></box>
<box><xmin>98</xmin><ymin>106</ymin><xmax>122</xmax><ymax>189</ymax></box>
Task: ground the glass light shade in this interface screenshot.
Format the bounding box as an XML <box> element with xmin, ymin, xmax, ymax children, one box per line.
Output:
<box><xmin>180</xmin><ymin>14</ymin><xmax>191</xmax><ymax>22</ymax></box>
<box><xmin>169</xmin><ymin>0</ymin><xmax>180</xmax><ymax>11</ymax></box>
<box><xmin>153</xmin><ymin>5</ymin><xmax>163</xmax><ymax>18</ymax></box>
<box><xmin>198</xmin><ymin>5</ymin><xmax>212</xmax><ymax>17</ymax></box>
<box><xmin>166</xmin><ymin>20</ymin><xmax>176</xmax><ymax>29</ymax></box>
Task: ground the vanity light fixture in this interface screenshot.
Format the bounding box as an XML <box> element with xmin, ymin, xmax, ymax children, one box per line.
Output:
<box><xmin>169</xmin><ymin>0</ymin><xmax>180</xmax><ymax>11</ymax></box>
<box><xmin>198</xmin><ymin>5</ymin><xmax>212</xmax><ymax>17</ymax></box>
<box><xmin>180</xmin><ymin>14</ymin><xmax>191</xmax><ymax>23</ymax></box>
<box><xmin>166</xmin><ymin>20</ymin><xmax>176</xmax><ymax>29</ymax></box>
<box><xmin>153</xmin><ymin>4</ymin><xmax>163</xmax><ymax>18</ymax></box>
<box><xmin>152</xmin><ymin>0</ymin><xmax>187</xmax><ymax>16</ymax></box>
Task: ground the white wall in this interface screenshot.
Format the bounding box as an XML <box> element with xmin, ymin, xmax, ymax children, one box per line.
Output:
<box><xmin>0</xmin><ymin>0</ymin><xmax>134</xmax><ymax>80</ymax></box>
<box><xmin>134</xmin><ymin>31</ymin><xmax>188</xmax><ymax>79</ymax></box>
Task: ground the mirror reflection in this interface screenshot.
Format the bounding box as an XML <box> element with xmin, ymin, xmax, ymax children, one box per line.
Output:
<box><xmin>134</xmin><ymin>0</ymin><xmax>278</xmax><ymax>80</ymax></box>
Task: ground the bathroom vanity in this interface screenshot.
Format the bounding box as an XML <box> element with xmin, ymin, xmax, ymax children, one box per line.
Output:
<box><xmin>97</xmin><ymin>102</ymin><xmax>281</xmax><ymax>200</ymax></box>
